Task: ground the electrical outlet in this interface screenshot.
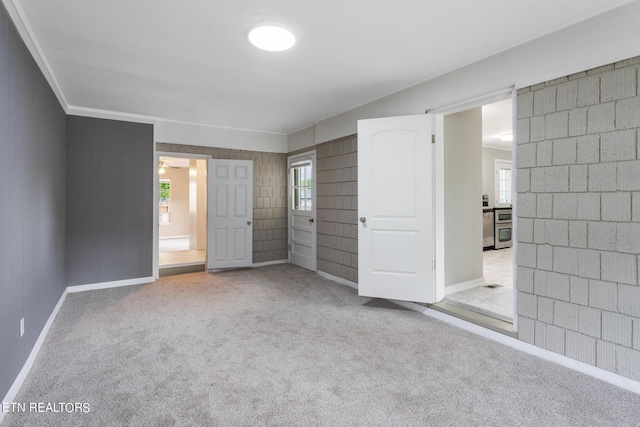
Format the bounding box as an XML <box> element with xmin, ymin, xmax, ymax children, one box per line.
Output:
<box><xmin>20</xmin><ymin>318</ymin><xmax>24</xmax><ymax>337</ymax></box>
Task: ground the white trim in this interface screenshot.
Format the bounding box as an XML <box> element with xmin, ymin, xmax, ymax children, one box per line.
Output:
<box><xmin>389</xmin><ymin>300</ymin><xmax>640</xmax><ymax>396</ymax></box>
<box><xmin>66</xmin><ymin>276</ymin><xmax>155</xmax><ymax>293</ymax></box>
<box><xmin>510</xmin><ymin>89</ymin><xmax>519</xmax><ymax>332</ymax></box>
<box><xmin>317</xmin><ymin>270</ymin><xmax>358</xmax><ymax>290</ymax></box>
<box><xmin>444</xmin><ymin>278</ymin><xmax>485</xmax><ymax>296</ymax></box>
<box><xmin>159</xmin><ymin>235</ymin><xmax>190</xmax><ymax>240</ymax></box>
<box><xmin>67</xmin><ymin>106</ymin><xmax>157</xmax><ymax>125</ymax></box>
<box><xmin>322</xmin><ymin>271</ymin><xmax>640</xmax><ymax>395</ymax></box>
<box><xmin>429</xmin><ymin>88</ymin><xmax>514</xmax><ymax>116</ymax></box>
<box><xmin>482</xmin><ymin>144</ymin><xmax>513</xmax><ymax>152</ymax></box>
<box><xmin>0</xmin><ymin>288</ymin><xmax>68</xmax><ymax>424</ymax></box>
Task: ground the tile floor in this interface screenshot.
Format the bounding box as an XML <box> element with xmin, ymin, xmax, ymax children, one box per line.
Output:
<box><xmin>159</xmin><ymin>237</ymin><xmax>205</xmax><ymax>267</ymax></box>
<box><xmin>444</xmin><ymin>247</ymin><xmax>513</xmax><ymax>322</ymax></box>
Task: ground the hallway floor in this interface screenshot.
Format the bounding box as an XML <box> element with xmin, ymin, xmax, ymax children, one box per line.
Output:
<box><xmin>159</xmin><ymin>237</ymin><xmax>205</xmax><ymax>267</ymax></box>
<box><xmin>444</xmin><ymin>247</ymin><xmax>513</xmax><ymax>322</ymax></box>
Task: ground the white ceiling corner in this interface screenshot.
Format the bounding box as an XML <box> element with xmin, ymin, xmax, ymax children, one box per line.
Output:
<box><xmin>8</xmin><ymin>0</ymin><xmax>636</xmax><ymax>136</ymax></box>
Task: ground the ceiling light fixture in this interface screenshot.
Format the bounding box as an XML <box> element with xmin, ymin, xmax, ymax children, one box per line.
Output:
<box><xmin>248</xmin><ymin>23</ymin><xmax>295</xmax><ymax>51</ymax></box>
<box><xmin>500</xmin><ymin>133</ymin><xmax>513</xmax><ymax>142</ymax></box>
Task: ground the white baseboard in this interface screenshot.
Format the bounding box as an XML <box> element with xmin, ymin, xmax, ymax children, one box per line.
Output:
<box><xmin>67</xmin><ymin>276</ymin><xmax>155</xmax><ymax>293</ymax></box>
<box><xmin>318</xmin><ymin>273</ymin><xmax>640</xmax><ymax>395</ymax></box>
<box><xmin>445</xmin><ymin>277</ymin><xmax>485</xmax><ymax>295</ymax></box>
<box><xmin>317</xmin><ymin>270</ymin><xmax>358</xmax><ymax>290</ymax></box>
<box><xmin>389</xmin><ymin>299</ymin><xmax>640</xmax><ymax>396</ymax></box>
<box><xmin>0</xmin><ymin>288</ymin><xmax>68</xmax><ymax>424</ymax></box>
<box><xmin>252</xmin><ymin>259</ymin><xmax>288</xmax><ymax>268</ymax></box>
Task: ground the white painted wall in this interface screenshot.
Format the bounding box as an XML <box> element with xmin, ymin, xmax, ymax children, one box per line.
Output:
<box><xmin>156</xmin><ymin>121</ymin><xmax>288</xmax><ymax>154</ymax></box>
<box><xmin>159</xmin><ymin>167</ymin><xmax>190</xmax><ymax>238</ymax></box>
<box><xmin>482</xmin><ymin>147</ymin><xmax>513</xmax><ymax>206</ymax></box>
<box><xmin>444</xmin><ymin>108</ymin><xmax>483</xmax><ymax>288</ymax></box>
<box><xmin>195</xmin><ymin>159</ymin><xmax>207</xmax><ymax>250</ymax></box>
<box><xmin>289</xmin><ymin>1</ymin><xmax>640</xmax><ymax>150</ymax></box>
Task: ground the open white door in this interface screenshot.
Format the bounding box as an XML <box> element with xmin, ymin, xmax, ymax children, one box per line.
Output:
<box><xmin>358</xmin><ymin>114</ymin><xmax>436</xmax><ymax>303</ymax></box>
<box><xmin>207</xmin><ymin>159</ymin><xmax>253</xmax><ymax>269</ymax></box>
<box><xmin>288</xmin><ymin>152</ymin><xmax>317</xmax><ymax>271</ymax></box>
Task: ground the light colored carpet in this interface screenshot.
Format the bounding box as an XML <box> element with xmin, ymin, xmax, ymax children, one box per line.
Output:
<box><xmin>5</xmin><ymin>265</ymin><xmax>640</xmax><ymax>426</ymax></box>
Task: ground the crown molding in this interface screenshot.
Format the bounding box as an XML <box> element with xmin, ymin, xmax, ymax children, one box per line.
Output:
<box><xmin>2</xmin><ymin>0</ymin><xmax>69</xmax><ymax>111</ymax></box>
<box><xmin>66</xmin><ymin>106</ymin><xmax>159</xmax><ymax>125</ymax></box>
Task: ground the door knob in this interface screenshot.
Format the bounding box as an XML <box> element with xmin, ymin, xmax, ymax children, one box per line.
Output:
<box><xmin>247</xmin><ymin>221</ymin><xmax>252</xmax><ymax>226</ymax></box>
<box><xmin>309</xmin><ymin>218</ymin><xmax>314</xmax><ymax>223</ymax></box>
<box><xmin>360</xmin><ymin>217</ymin><xmax>367</xmax><ymax>223</ymax></box>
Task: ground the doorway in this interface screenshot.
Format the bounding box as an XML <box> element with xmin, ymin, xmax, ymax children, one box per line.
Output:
<box><xmin>438</xmin><ymin>97</ymin><xmax>515</xmax><ymax>325</ymax></box>
<box><xmin>157</xmin><ymin>155</ymin><xmax>208</xmax><ymax>275</ymax></box>
<box><xmin>288</xmin><ymin>151</ymin><xmax>317</xmax><ymax>272</ymax></box>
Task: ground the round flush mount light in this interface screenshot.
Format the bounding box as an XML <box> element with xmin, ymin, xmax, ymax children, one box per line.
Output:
<box><xmin>248</xmin><ymin>23</ymin><xmax>295</xmax><ymax>51</ymax></box>
<box><xmin>500</xmin><ymin>133</ymin><xmax>513</xmax><ymax>142</ymax></box>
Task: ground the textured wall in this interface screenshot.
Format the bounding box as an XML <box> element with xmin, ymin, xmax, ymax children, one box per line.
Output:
<box><xmin>516</xmin><ymin>56</ymin><xmax>640</xmax><ymax>380</ymax></box>
<box><xmin>315</xmin><ymin>135</ymin><xmax>358</xmax><ymax>283</ymax></box>
<box><xmin>156</xmin><ymin>144</ymin><xmax>288</xmax><ymax>264</ymax></box>
<box><xmin>67</xmin><ymin>117</ymin><xmax>154</xmax><ymax>286</ymax></box>
<box><xmin>0</xmin><ymin>4</ymin><xmax>67</xmax><ymax>399</ymax></box>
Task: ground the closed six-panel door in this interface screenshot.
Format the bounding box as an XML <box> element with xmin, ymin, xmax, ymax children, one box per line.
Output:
<box><xmin>207</xmin><ymin>159</ymin><xmax>253</xmax><ymax>269</ymax></box>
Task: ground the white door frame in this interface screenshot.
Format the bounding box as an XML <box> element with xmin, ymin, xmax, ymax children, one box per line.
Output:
<box><xmin>430</xmin><ymin>87</ymin><xmax>518</xmax><ymax>329</ymax></box>
<box><xmin>154</xmin><ymin>151</ymin><xmax>211</xmax><ymax>278</ymax></box>
<box><xmin>287</xmin><ymin>150</ymin><xmax>317</xmax><ymax>271</ymax></box>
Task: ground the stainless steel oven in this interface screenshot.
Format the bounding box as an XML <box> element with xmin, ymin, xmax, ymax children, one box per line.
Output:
<box><xmin>494</xmin><ymin>207</ymin><xmax>512</xmax><ymax>249</ymax></box>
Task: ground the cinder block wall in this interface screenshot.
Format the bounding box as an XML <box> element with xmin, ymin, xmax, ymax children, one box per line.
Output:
<box><xmin>291</xmin><ymin>135</ymin><xmax>358</xmax><ymax>282</ymax></box>
<box><xmin>157</xmin><ymin>143</ymin><xmax>288</xmax><ymax>264</ymax></box>
<box><xmin>516</xmin><ymin>57</ymin><xmax>640</xmax><ymax>380</ymax></box>
<box><xmin>316</xmin><ymin>135</ymin><xmax>359</xmax><ymax>282</ymax></box>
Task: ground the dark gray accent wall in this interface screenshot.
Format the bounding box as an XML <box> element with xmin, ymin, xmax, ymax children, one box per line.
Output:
<box><xmin>0</xmin><ymin>4</ymin><xmax>67</xmax><ymax>399</ymax></box>
<box><xmin>156</xmin><ymin>143</ymin><xmax>288</xmax><ymax>263</ymax></box>
<box><xmin>67</xmin><ymin>117</ymin><xmax>154</xmax><ymax>286</ymax></box>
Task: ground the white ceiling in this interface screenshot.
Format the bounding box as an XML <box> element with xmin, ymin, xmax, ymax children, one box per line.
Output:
<box><xmin>482</xmin><ymin>99</ymin><xmax>513</xmax><ymax>151</ymax></box>
<box><xmin>12</xmin><ymin>0</ymin><xmax>634</xmax><ymax>135</ymax></box>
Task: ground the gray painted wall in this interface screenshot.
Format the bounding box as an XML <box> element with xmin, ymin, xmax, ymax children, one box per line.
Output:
<box><xmin>156</xmin><ymin>143</ymin><xmax>288</xmax><ymax>264</ymax></box>
<box><xmin>516</xmin><ymin>56</ymin><xmax>640</xmax><ymax>380</ymax></box>
<box><xmin>444</xmin><ymin>108</ymin><xmax>484</xmax><ymax>287</ymax></box>
<box><xmin>0</xmin><ymin>4</ymin><xmax>67</xmax><ymax>398</ymax></box>
<box><xmin>67</xmin><ymin>116</ymin><xmax>154</xmax><ymax>286</ymax></box>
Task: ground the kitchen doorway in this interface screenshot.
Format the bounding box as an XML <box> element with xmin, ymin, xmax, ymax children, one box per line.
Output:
<box><xmin>156</xmin><ymin>154</ymin><xmax>208</xmax><ymax>276</ymax></box>
<box><xmin>435</xmin><ymin>96</ymin><xmax>516</xmax><ymax>329</ymax></box>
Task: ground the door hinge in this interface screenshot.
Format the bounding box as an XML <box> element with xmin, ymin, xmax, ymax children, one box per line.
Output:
<box><xmin>431</xmin><ymin>134</ymin><xmax>435</xmax><ymax>144</ymax></box>
<box><xmin>432</xmin><ymin>260</ymin><xmax>436</xmax><ymax>270</ymax></box>
<box><xmin>288</xmin><ymin>244</ymin><xmax>291</xmax><ymax>251</ymax></box>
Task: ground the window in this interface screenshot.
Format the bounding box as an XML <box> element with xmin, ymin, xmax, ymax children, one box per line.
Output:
<box><xmin>495</xmin><ymin>160</ymin><xmax>512</xmax><ymax>205</ymax></box>
<box><xmin>291</xmin><ymin>161</ymin><xmax>312</xmax><ymax>211</ymax></box>
<box><xmin>159</xmin><ymin>179</ymin><xmax>171</xmax><ymax>225</ymax></box>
